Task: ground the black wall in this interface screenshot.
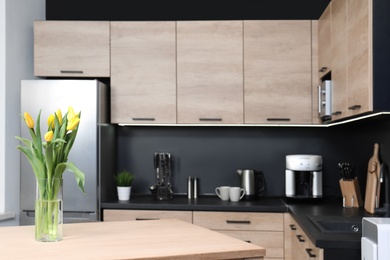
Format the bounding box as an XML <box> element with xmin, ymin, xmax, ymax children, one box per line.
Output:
<box><xmin>114</xmin><ymin>116</ymin><xmax>390</xmax><ymax>199</ymax></box>
<box><xmin>46</xmin><ymin>0</ymin><xmax>331</xmax><ymax>20</ymax></box>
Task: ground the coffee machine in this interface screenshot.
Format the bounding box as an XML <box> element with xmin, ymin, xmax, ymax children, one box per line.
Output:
<box><xmin>285</xmin><ymin>155</ymin><xmax>323</xmax><ymax>198</ymax></box>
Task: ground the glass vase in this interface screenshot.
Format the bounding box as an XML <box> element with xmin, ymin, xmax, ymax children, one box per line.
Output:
<box><xmin>35</xmin><ymin>178</ymin><xmax>63</xmax><ymax>242</ymax></box>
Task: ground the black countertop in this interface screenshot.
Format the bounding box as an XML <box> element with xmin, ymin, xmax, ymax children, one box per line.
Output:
<box><xmin>102</xmin><ymin>195</ymin><xmax>288</xmax><ymax>212</ymax></box>
<box><xmin>101</xmin><ymin>195</ymin><xmax>377</xmax><ymax>251</ymax></box>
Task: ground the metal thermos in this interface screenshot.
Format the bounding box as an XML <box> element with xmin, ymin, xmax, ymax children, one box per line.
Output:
<box><xmin>187</xmin><ymin>176</ymin><xmax>198</xmax><ymax>199</ymax></box>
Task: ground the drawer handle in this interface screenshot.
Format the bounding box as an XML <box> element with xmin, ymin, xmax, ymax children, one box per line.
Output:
<box><xmin>245</xmin><ymin>240</ymin><xmax>251</xmax><ymax>243</ymax></box>
<box><xmin>319</xmin><ymin>67</ymin><xmax>328</xmax><ymax>72</ymax></box>
<box><xmin>306</xmin><ymin>248</ymin><xmax>316</xmax><ymax>258</ymax></box>
<box><xmin>199</xmin><ymin>118</ymin><xmax>222</xmax><ymax>122</ymax></box>
<box><xmin>266</xmin><ymin>118</ymin><xmax>291</xmax><ymax>122</ymax></box>
<box><xmin>60</xmin><ymin>70</ymin><xmax>84</xmax><ymax>74</ymax></box>
<box><xmin>348</xmin><ymin>105</ymin><xmax>362</xmax><ymax>110</ymax></box>
<box><xmin>226</xmin><ymin>220</ymin><xmax>251</xmax><ymax>224</ymax></box>
<box><xmin>289</xmin><ymin>224</ymin><xmax>297</xmax><ymax>230</ymax></box>
<box><xmin>132</xmin><ymin>118</ymin><xmax>156</xmax><ymax>121</ymax></box>
<box><xmin>296</xmin><ymin>235</ymin><xmax>305</xmax><ymax>242</ymax></box>
<box><xmin>332</xmin><ymin>111</ymin><xmax>342</xmax><ymax>115</ymax></box>
<box><xmin>135</xmin><ymin>218</ymin><xmax>160</xmax><ymax>221</ymax></box>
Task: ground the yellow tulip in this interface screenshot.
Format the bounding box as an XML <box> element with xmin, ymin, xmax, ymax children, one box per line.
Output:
<box><xmin>67</xmin><ymin>117</ymin><xmax>80</xmax><ymax>131</ymax></box>
<box><xmin>47</xmin><ymin>114</ymin><xmax>55</xmax><ymax>129</ymax></box>
<box><xmin>44</xmin><ymin>130</ymin><xmax>54</xmax><ymax>142</ymax></box>
<box><xmin>56</xmin><ymin>109</ymin><xmax>63</xmax><ymax>125</ymax></box>
<box><xmin>24</xmin><ymin>112</ymin><xmax>34</xmax><ymax>129</ymax></box>
<box><xmin>67</xmin><ymin>106</ymin><xmax>76</xmax><ymax>121</ymax></box>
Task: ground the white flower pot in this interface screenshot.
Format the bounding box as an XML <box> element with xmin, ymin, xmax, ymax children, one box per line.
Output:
<box><xmin>117</xmin><ymin>186</ymin><xmax>131</xmax><ymax>201</ymax></box>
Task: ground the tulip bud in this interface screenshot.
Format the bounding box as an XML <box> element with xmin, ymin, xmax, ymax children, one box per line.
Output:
<box><xmin>56</xmin><ymin>109</ymin><xmax>63</xmax><ymax>126</ymax></box>
<box><xmin>44</xmin><ymin>130</ymin><xmax>54</xmax><ymax>142</ymax></box>
<box><xmin>67</xmin><ymin>117</ymin><xmax>80</xmax><ymax>131</ymax></box>
<box><xmin>67</xmin><ymin>106</ymin><xmax>76</xmax><ymax>121</ymax></box>
<box><xmin>47</xmin><ymin>114</ymin><xmax>55</xmax><ymax>129</ymax></box>
<box><xmin>24</xmin><ymin>112</ymin><xmax>34</xmax><ymax>129</ymax></box>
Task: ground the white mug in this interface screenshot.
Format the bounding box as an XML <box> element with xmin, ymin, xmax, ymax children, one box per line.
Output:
<box><xmin>215</xmin><ymin>186</ymin><xmax>230</xmax><ymax>201</ymax></box>
<box><xmin>229</xmin><ymin>187</ymin><xmax>246</xmax><ymax>202</ymax></box>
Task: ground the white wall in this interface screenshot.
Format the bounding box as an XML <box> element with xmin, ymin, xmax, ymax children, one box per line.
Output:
<box><xmin>0</xmin><ymin>0</ymin><xmax>45</xmax><ymax>226</ymax></box>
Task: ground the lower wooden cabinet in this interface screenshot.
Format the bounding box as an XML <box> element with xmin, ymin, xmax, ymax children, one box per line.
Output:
<box><xmin>285</xmin><ymin>214</ymin><xmax>324</xmax><ymax>260</ymax></box>
<box><xmin>193</xmin><ymin>211</ymin><xmax>284</xmax><ymax>260</ymax></box>
<box><xmin>103</xmin><ymin>209</ymin><xmax>287</xmax><ymax>259</ymax></box>
<box><xmin>103</xmin><ymin>209</ymin><xmax>192</xmax><ymax>223</ymax></box>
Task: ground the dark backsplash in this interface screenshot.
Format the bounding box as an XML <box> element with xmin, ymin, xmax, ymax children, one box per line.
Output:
<box><xmin>112</xmin><ymin>115</ymin><xmax>390</xmax><ymax>199</ymax></box>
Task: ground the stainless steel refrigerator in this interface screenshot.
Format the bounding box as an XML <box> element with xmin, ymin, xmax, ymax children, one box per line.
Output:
<box><xmin>20</xmin><ymin>79</ymin><xmax>115</xmax><ymax>225</ymax></box>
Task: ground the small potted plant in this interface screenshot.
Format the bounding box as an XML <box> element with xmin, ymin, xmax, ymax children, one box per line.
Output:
<box><xmin>115</xmin><ymin>170</ymin><xmax>134</xmax><ymax>201</ymax></box>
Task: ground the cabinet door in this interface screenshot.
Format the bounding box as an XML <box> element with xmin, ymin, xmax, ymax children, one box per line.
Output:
<box><xmin>331</xmin><ymin>0</ymin><xmax>348</xmax><ymax>120</ymax></box>
<box><xmin>347</xmin><ymin>0</ymin><xmax>372</xmax><ymax>116</ymax></box>
<box><xmin>177</xmin><ymin>21</ymin><xmax>243</xmax><ymax>124</ymax></box>
<box><xmin>318</xmin><ymin>3</ymin><xmax>332</xmax><ymax>79</ymax></box>
<box><xmin>244</xmin><ymin>20</ymin><xmax>312</xmax><ymax>124</ymax></box>
<box><xmin>34</xmin><ymin>21</ymin><xmax>110</xmax><ymax>77</ymax></box>
<box><xmin>111</xmin><ymin>22</ymin><xmax>177</xmax><ymax>124</ymax></box>
<box><xmin>103</xmin><ymin>209</ymin><xmax>192</xmax><ymax>223</ymax></box>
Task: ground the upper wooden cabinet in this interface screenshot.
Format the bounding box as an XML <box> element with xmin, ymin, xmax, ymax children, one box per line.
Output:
<box><xmin>327</xmin><ymin>0</ymin><xmax>372</xmax><ymax>120</ymax></box>
<box><xmin>244</xmin><ymin>20</ymin><xmax>313</xmax><ymax>124</ymax></box>
<box><xmin>34</xmin><ymin>21</ymin><xmax>110</xmax><ymax>77</ymax></box>
<box><xmin>110</xmin><ymin>22</ymin><xmax>177</xmax><ymax>124</ymax></box>
<box><xmin>177</xmin><ymin>21</ymin><xmax>244</xmax><ymax>124</ymax></box>
<box><xmin>347</xmin><ymin>0</ymin><xmax>372</xmax><ymax>117</ymax></box>
<box><xmin>318</xmin><ymin>3</ymin><xmax>332</xmax><ymax>79</ymax></box>
<box><xmin>330</xmin><ymin>0</ymin><xmax>348</xmax><ymax>120</ymax></box>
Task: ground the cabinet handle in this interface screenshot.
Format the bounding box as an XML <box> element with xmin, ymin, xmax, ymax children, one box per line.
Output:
<box><xmin>199</xmin><ymin>118</ymin><xmax>222</xmax><ymax>122</ymax></box>
<box><xmin>306</xmin><ymin>248</ymin><xmax>316</xmax><ymax>258</ymax></box>
<box><xmin>332</xmin><ymin>111</ymin><xmax>342</xmax><ymax>116</ymax></box>
<box><xmin>226</xmin><ymin>220</ymin><xmax>251</xmax><ymax>224</ymax></box>
<box><xmin>319</xmin><ymin>67</ymin><xmax>328</xmax><ymax>72</ymax></box>
<box><xmin>60</xmin><ymin>70</ymin><xmax>84</xmax><ymax>74</ymax></box>
<box><xmin>296</xmin><ymin>235</ymin><xmax>305</xmax><ymax>242</ymax></box>
<box><xmin>348</xmin><ymin>105</ymin><xmax>362</xmax><ymax>110</ymax></box>
<box><xmin>245</xmin><ymin>240</ymin><xmax>251</xmax><ymax>243</ymax></box>
<box><xmin>135</xmin><ymin>218</ymin><xmax>159</xmax><ymax>221</ymax></box>
<box><xmin>289</xmin><ymin>224</ymin><xmax>297</xmax><ymax>230</ymax></box>
<box><xmin>132</xmin><ymin>118</ymin><xmax>156</xmax><ymax>121</ymax></box>
<box><xmin>266</xmin><ymin>118</ymin><xmax>291</xmax><ymax>122</ymax></box>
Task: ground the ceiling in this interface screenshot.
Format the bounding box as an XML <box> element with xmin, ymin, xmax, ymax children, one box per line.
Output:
<box><xmin>46</xmin><ymin>0</ymin><xmax>331</xmax><ymax>21</ymax></box>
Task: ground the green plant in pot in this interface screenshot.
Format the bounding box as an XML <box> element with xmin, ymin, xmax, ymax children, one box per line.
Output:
<box><xmin>115</xmin><ymin>170</ymin><xmax>134</xmax><ymax>201</ymax></box>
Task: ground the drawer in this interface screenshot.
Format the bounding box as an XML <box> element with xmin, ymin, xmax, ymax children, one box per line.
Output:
<box><xmin>193</xmin><ymin>211</ymin><xmax>284</xmax><ymax>231</ymax></box>
<box><xmin>220</xmin><ymin>230</ymin><xmax>284</xmax><ymax>259</ymax></box>
<box><xmin>103</xmin><ymin>209</ymin><xmax>193</xmax><ymax>223</ymax></box>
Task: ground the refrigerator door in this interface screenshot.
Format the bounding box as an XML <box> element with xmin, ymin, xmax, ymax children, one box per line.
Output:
<box><xmin>20</xmin><ymin>79</ymin><xmax>109</xmax><ymax>224</ymax></box>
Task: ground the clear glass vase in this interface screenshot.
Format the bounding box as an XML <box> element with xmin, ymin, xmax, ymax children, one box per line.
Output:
<box><xmin>35</xmin><ymin>178</ymin><xmax>63</xmax><ymax>242</ymax></box>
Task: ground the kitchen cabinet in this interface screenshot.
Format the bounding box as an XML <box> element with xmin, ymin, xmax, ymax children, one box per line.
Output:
<box><xmin>318</xmin><ymin>3</ymin><xmax>332</xmax><ymax>79</ymax></box>
<box><xmin>244</xmin><ymin>20</ymin><xmax>313</xmax><ymax>124</ymax></box>
<box><xmin>324</xmin><ymin>0</ymin><xmax>373</xmax><ymax>120</ymax></box>
<box><xmin>177</xmin><ymin>21</ymin><xmax>244</xmax><ymax>124</ymax></box>
<box><xmin>103</xmin><ymin>209</ymin><xmax>193</xmax><ymax>223</ymax></box>
<box><xmin>193</xmin><ymin>211</ymin><xmax>284</xmax><ymax>260</ymax></box>
<box><xmin>110</xmin><ymin>22</ymin><xmax>177</xmax><ymax>124</ymax></box>
<box><xmin>346</xmin><ymin>0</ymin><xmax>372</xmax><ymax>117</ymax></box>
<box><xmin>330</xmin><ymin>0</ymin><xmax>348</xmax><ymax>120</ymax></box>
<box><xmin>285</xmin><ymin>214</ymin><xmax>324</xmax><ymax>260</ymax></box>
<box><xmin>34</xmin><ymin>21</ymin><xmax>110</xmax><ymax>77</ymax></box>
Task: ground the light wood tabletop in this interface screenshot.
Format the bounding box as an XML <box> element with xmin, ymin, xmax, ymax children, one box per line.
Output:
<box><xmin>0</xmin><ymin>219</ymin><xmax>265</xmax><ymax>259</ymax></box>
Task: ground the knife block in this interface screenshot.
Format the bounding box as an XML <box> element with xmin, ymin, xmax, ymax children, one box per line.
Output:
<box><xmin>339</xmin><ymin>178</ymin><xmax>363</xmax><ymax>208</ymax></box>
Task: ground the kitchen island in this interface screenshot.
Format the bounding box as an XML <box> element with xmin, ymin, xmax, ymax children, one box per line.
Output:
<box><xmin>0</xmin><ymin>219</ymin><xmax>265</xmax><ymax>259</ymax></box>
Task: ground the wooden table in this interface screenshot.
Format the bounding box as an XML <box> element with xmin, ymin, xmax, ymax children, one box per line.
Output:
<box><xmin>0</xmin><ymin>219</ymin><xmax>265</xmax><ymax>259</ymax></box>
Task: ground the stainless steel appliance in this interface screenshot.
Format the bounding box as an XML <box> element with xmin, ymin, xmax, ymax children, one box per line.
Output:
<box><xmin>318</xmin><ymin>80</ymin><xmax>332</xmax><ymax>121</ymax></box>
<box><xmin>151</xmin><ymin>152</ymin><xmax>173</xmax><ymax>200</ymax></box>
<box><xmin>285</xmin><ymin>155</ymin><xmax>323</xmax><ymax>198</ymax></box>
<box><xmin>237</xmin><ymin>169</ymin><xmax>266</xmax><ymax>200</ymax></box>
<box><xmin>20</xmin><ymin>79</ymin><xmax>115</xmax><ymax>225</ymax></box>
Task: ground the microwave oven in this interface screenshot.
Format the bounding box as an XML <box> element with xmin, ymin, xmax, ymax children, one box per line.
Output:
<box><xmin>318</xmin><ymin>80</ymin><xmax>332</xmax><ymax>121</ymax></box>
